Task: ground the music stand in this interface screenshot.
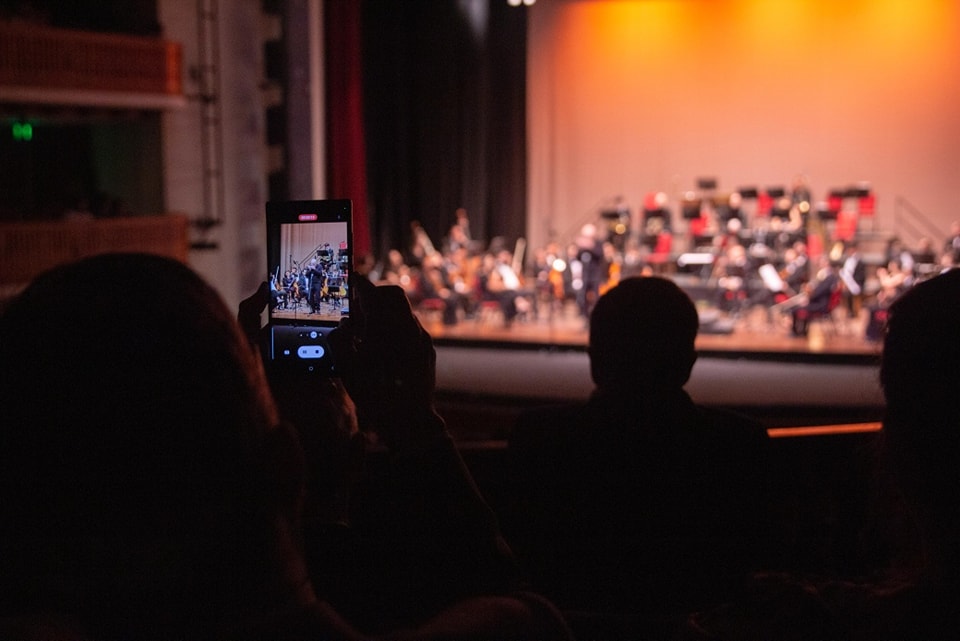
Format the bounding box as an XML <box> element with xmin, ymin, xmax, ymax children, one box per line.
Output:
<box><xmin>770</xmin><ymin>200</ymin><xmax>791</xmax><ymax>219</ymax></box>
<box><xmin>816</xmin><ymin>202</ymin><xmax>837</xmax><ymax>221</ymax></box>
<box><xmin>846</xmin><ymin>185</ymin><xmax>871</xmax><ymax>198</ymax></box>
<box><xmin>641</xmin><ymin>207</ymin><xmax>668</xmax><ymax>247</ymax></box>
<box><xmin>601</xmin><ymin>208</ymin><xmax>630</xmax><ymax>252</ymax></box>
<box><xmin>681</xmin><ymin>198</ymin><xmax>703</xmax><ymax>220</ymax></box>
<box><xmin>643</xmin><ymin>205</ymin><xmax>668</xmax><ymax>226</ymax></box>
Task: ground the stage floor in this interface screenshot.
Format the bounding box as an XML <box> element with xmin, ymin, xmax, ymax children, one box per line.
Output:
<box><xmin>418</xmin><ymin>300</ymin><xmax>881</xmax><ymax>358</ymax></box>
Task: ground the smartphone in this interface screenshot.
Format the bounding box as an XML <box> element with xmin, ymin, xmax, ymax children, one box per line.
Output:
<box><xmin>266</xmin><ymin>199</ymin><xmax>352</xmax><ymax>375</ymax></box>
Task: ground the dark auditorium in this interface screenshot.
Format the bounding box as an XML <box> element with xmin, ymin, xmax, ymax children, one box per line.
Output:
<box><xmin>3</xmin><ymin>1</ymin><xmax>960</xmax><ymax>639</ymax></box>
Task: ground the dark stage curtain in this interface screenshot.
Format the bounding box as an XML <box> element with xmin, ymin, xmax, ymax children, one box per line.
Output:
<box><xmin>359</xmin><ymin>0</ymin><xmax>527</xmax><ymax>262</ymax></box>
<box><xmin>324</xmin><ymin>0</ymin><xmax>371</xmax><ymax>258</ymax></box>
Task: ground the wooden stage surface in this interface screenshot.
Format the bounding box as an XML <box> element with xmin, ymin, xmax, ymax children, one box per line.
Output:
<box><xmin>417</xmin><ymin>301</ymin><xmax>882</xmax><ymax>359</ymax></box>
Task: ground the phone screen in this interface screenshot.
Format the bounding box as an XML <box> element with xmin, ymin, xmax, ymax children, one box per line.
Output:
<box><xmin>266</xmin><ymin>199</ymin><xmax>352</xmax><ymax>374</ymax></box>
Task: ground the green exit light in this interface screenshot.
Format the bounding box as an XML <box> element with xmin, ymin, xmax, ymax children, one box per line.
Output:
<box><xmin>12</xmin><ymin>121</ymin><xmax>33</xmax><ymax>141</ymax></box>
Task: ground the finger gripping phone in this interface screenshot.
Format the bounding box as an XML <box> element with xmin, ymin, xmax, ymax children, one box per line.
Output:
<box><xmin>266</xmin><ymin>199</ymin><xmax>352</xmax><ymax>375</ymax></box>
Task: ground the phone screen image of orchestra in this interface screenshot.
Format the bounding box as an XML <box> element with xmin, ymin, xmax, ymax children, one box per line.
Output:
<box><xmin>270</xmin><ymin>220</ymin><xmax>349</xmax><ymax>322</ymax></box>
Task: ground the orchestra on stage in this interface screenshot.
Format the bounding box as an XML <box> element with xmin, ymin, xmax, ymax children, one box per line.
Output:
<box><xmin>369</xmin><ymin>182</ymin><xmax>958</xmax><ymax>342</ymax></box>
<box><xmin>270</xmin><ymin>242</ymin><xmax>350</xmax><ymax>322</ymax></box>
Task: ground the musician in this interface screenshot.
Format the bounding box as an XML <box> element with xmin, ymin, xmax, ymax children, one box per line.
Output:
<box><xmin>913</xmin><ymin>237</ymin><xmax>938</xmax><ymax>267</ymax></box>
<box><xmin>839</xmin><ymin>242</ymin><xmax>867</xmax><ymax>319</ymax></box>
<box><xmin>285</xmin><ymin>268</ymin><xmax>301</xmax><ymax>305</ymax></box>
<box><xmin>303</xmin><ymin>259</ymin><xmax>326</xmax><ymax>314</ymax></box>
<box><xmin>455</xmin><ymin>207</ymin><xmax>473</xmax><ymax>243</ymax></box>
<box><xmin>862</xmin><ymin>258</ymin><xmax>913</xmax><ymax>341</ymax></box>
<box><xmin>790</xmin><ymin>256</ymin><xmax>839</xmax><ymax>337</ymax></box>
<box><xmin>939</xmin><ymin>249</ymin><xmax>958</xmax><ymax>274</ymax></box>
<box><xmin>944</xmin><ymin>220</ymin><xmax>960</xmax><ymax>265</ymax></box>
<box><xmin>718</xmin><ymin>192</ymin><xmax>747</xmax><ymax>229</ymax></box>
<box><xmin>559</xmin><ymin>243</ymin><xmax>583</xmax><ymax>304</ymax></box>
<box><xmin>757</xmin><ymin>216</ymin><xmax>798</xmax><ymax>254</ymax></box>
<box><xmin>621</xmin><ymin>238</ymin><xmax>648</xmax><ymax>279</ymax></box>
<box><xmin>378</xmin><ymin>249</ymin><xmax>418</xmax><ymax>296</ymax></box>
<box><xmin>876</xmin><ymin>259</ymin><xmax>914</xmax><ymax>306</ymax></box>
<box><xmin>532</xmin><ymin>245</ymin><xmax>557</xmax><ymax>305</ymax></box>
<box><xmin>445</xmin><ymin>221</ymin><xmax>472</xmax><ymax>255</ymax></box>
<box><xmin>574</xmin><ymin>224</ymin><xmax>603</xmax><ymax>319</ymax></box>
<box><xmin>750</xmin><ymin>260</ymin><xmax>791</xmax><ymax>319</ymax></box>
<box><xmin>902</xmin><ymin>239</ymin><xmax>935</xmax><ymax>283</ymax></box>
<box><xmin>885</xmin><ymin>237</ymin><xmax>915</xmax><ymax>275</ymax></box>
<box><xmin>269</xmin><ymin>273</ymin><xmax>285</xmax><ymax>310</ymax></box>
<box><xmin>443</xmin><ymin>246</ymin><xmax>475</xmax><ymax>297</ymax></box>
<box><xmin>420</xmin><ymin>252</ymin><xmax>467</xmax><ymax>325</ymax></box>
<box><xmin>477</xmin><ymin>251</ymin><xmax>527</xmax><ymax>327</ymax></box>
<box><xmin>409</xmin><ymin>221</ymin><xmax>436</xmax><ymax>267</ymax></box>
<box><xmin>781</xmin><ymin>241</ymin><xmax>811</xmax><ymax>292</ymax></box>
<box><xmin>714</xmin><ymin>217</ymin><xmax>746</xmax><ymax>253</ymax></box>
<box><xmin>713</xmin><ymin>242</ymin><xmax>751</xmax><ymax>314</ymax></box>
<box><xmin>296</xmin><ymin>268</ymin><xmax>309</xmax><ymax>305</ymax></box>
<box><xmin>317</xmin><ymin>243</ymin><xmax>335</xmax><ymax>266</ymax></box>
<box><xmin>790</xmin><ymin>175</ymin><xmax>813</xmax><ymax>212</ymax></box>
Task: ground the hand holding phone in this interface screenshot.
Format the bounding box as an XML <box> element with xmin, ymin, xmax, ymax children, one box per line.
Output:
<box><xmin>329</xmin><ymin>276</ymin><xmax>442</xmax><ymax>448</ymax></box>
<box><xmin>266</xmin><ymin>199</ymin><xmax>352</xmax><ymax>375</ymax></box>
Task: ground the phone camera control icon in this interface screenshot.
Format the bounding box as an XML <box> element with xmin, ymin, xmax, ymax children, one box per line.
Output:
<box><xmin>297</xmin><ymin>345</ymin><xmax>325</xmax><ymax>359</ymax></box>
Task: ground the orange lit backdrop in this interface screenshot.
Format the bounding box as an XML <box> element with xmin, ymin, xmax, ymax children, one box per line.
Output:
<box><xmin>527</xmin><ymin>0</ymin><xmax>960</xmax><ymax>252</ymax></box>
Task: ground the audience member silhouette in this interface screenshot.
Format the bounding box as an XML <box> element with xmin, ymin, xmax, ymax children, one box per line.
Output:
<box><xmin>872</xmin><ymin>266</ymin><xmax>960</xmax><ymax>637</ymax></box>
<box><xmin>683</xmin><ymin>268</ymin><xmax>960</xmax><ymax>640</ymax></box>
<box><xmin>506</xmin><ymin>276</ymin><xmax>772</xmax><ymax>640</ymax></box>
<box><xmin>244</xmin><ymin>273</ymin><xmax>563</xmax><ymax>636</ymax></box>
<box><xmin>0</xmin><ymin>253</ymin><xmax>572</xmax><ymax>641</ymax></box>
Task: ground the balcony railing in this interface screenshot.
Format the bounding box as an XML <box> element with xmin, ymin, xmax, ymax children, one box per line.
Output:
<box><xmin>0</xmin><ymin>215</ymin><xmax>189</xmax><ymax>296</ymax></box>
<box><xmin>0</xmin><ymin>21</ymin><xmax>183</xmax><ymax>107</ymax></box>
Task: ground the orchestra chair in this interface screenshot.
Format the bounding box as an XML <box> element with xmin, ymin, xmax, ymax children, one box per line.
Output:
<box><xmin>857</xmin><ymin>193</ymin><xmax>877</xmax><ymax>232</ymax></box>
<box><xmin>476</xmin><ymin>299</ymin><xmax>504</xmax><ymax>326</ymax></box>
<box><xmin>417</xmin><ymin>297</ymin><xmax>446</xmax><ymax>323</ymax></box>
<box><xmin>793</xmin><ymin>282</ymin><xmax>844</xmax><ymax>336</ymax></box>
<box><xmin>857</xmin><ymin>193</ymin><xmax>876</xmax><ymax>217</ymax></box>
<box><xmin>646</xmin><ymin>232</ymin><xmax>673</xmax><ymax>274</ymax></box>
<box><xmin>827</xmin><ymin>191</ymin><xmax>845</xmax><ymax>217</ymax></box>
<box><xmin>273</xmin><ymin>288</ymin><xmax>288</xmax><ymax>310</ymax></box>
<box><xmin>833</xmin><ymin>209</ymin><xmax>858</xmax><ymax>243</ymax></box>
<box><xmin>756</xmin><ymin>191</ymin><xmax>773</xmax><ymax>218</ymax></box>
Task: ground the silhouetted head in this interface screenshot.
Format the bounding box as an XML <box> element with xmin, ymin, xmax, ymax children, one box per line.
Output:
<box><xmin>881</xmin><ymin>269</ymin><xmax>960</xmax><ymax>561</ymax></box>
<box><xmin>0</xmin><ymin>253</ymin><xmax>304</xmax><ymax>638</ymax></box>
<box><xmin>589</xmin><ymin>276</ymin><xmax>699</xmax><ymax>392</ymax></box>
